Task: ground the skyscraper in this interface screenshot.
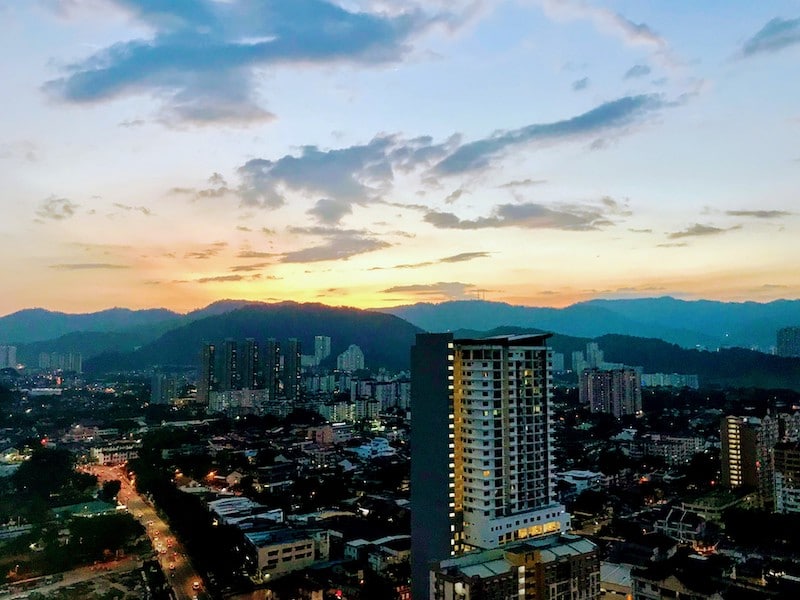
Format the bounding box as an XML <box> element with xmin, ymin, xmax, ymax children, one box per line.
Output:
<box><xmin>721</xmin><ymin>414</ymin><xmax>778</xmax><ymax>507</ymax></box>
<box><xmin>240</xmin><ymin>338</ymin><xmax>260</xmax><ymax>390</ymax></box>
<box><xmin>336</xmin><ymin>344</ymin><xmax>365</xmax><ymax>371</ymax></box>
<box><xmin>580</xmin><ymin>368</ymin><xmax>642</xmax><ymax>418</ymax></box>
<box><xmin>219</xmin><ymin>339</ymin><xmax>239</xmax><ymax>391</ymax></box>
<box><xmin>264</xmin><ymin>338</ymin><xmax>281</xmax><ymax>401</ymax></box>
<box><xmin>284</xmin><ymin>338</ymin><xmax>302</xmax><ymax>403</ymax></box>
<box><xmin>197</xmin><ymin>342</ymin><xmax>216</xmax><ymax>405</ymax></box>
<box><xmin>411</xmin><ymin>333</ymin><xmax>569</xmax><ymax>600</ymax></box>
<box><xmin>314</xmin><ymin>335</ymin><xmax>331</xmax><ymax>365</ymax></box>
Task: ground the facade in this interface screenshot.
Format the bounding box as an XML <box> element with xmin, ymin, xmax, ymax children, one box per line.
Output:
<box><xmin>777</xmin><ymin>326</ymin><xmax>800</xmax><ymax>358</ymax></box>
<box><xmin>411</xmin><ymin>333</ymin><xmax>570</xmax><ymax>600</ymax></box>
<box><xmin>243</xmin><ymin>528</ymin><xmax>330</xmax><ymax>581</ymax></box>
<box><xmin>314</xmin><ymin>335</ymin><xmax>331</xmax><ymax>365</ymax></box>
<box><xmin>337</xmin><ymin>344</ymin><xmax>365</xmax><ymax>371</ymax></box>
<box><xmin>720</xmin><ymin>415</ymin><xmax>778</xmax><ymax>506</ymax></box>
<box><xmin>91</xmin><ymin>443</ymin><xmax>141</xmax><ymax>466</ymax></box>
<box><xmin>197</xmin><ymin>342</ymin><xmax>216</xmax><ymax>405</ymax></box>
<box><xmin>0</xmin><ymin>345</ymin><xmax>17</xmax><ymax>369</ymax></box>
<box><xmin>640</xmin><ymin>373</ymin><xmax>699</xmax><ymax>389</ymax></box>
<box><xmin>639</xmin><ymin>434</ymin><xmax>705</xmax><ymax>467</ymax></box>
<box><xmin>580</xmin><ymin>368</ymin><xmax>642</xmax><ymax>418</ymax></box>
<box><xmin>773</xmin><ymin>442</ymin><xmax>800</xmax><ymax>514</ymax></box>
<box><xmin>431</xmin><ymin>534</ymin><xmax>599</xmax><ymax>600</ymax></box>
<box><xmin>284</xmin><ymin>338</ymin><xmax>302</xmax><ymax>403</ymax></box>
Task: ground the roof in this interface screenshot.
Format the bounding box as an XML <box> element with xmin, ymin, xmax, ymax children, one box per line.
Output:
<box><xmin>601</xmin><ymin>562</ymin><xmax>632</xmax><ymax>587</ymax></box>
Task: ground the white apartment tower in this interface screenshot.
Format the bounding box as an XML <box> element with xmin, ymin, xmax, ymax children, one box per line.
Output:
<box><xmin>411</xmin><ymin>333</ymin><xmax>569</xmax><ymax>600</ymax></box>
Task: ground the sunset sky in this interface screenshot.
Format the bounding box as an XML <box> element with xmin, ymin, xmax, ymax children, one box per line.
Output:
<box><xmin>1</xmin><ymin>0</ymin><xmax>798</xmax><ymax>316</ymax></box>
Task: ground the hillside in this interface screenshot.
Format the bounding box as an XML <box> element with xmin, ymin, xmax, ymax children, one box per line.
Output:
<box><xmin>84</xmin><ymin>302</ymin><xmax>422</xmax><ymax>373</ymax></box>
<box><xmin>385</xmin><ymin>297</ymin><xmax>800</xmax><ymax>350</ymax></box>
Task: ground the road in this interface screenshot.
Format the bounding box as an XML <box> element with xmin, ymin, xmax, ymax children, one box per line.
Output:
<box><xmin>90</xmin><ymin>464</ymin><xmax>212</xmax><ymax>600</ymax></box>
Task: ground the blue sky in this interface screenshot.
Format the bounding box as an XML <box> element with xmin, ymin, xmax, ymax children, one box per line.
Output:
<box><xmin>1</xmin><ymin>0</ymin><xmax>798</xmax><ymax>314</ymax></box>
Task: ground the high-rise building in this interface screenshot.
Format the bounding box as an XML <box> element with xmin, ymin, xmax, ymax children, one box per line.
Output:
<box><xmin>336</xmin><ymin>344</ymin><xmax>365</xmax><ymax>371</ymax></box>
<box><xmin>720</xmin><ymin>414</ymin><xmax>778</xmax><ymax>507</ymax></box>
<box><xmin>777</xmin><ymin>326</ymin><xmax>800</xmax><ymax>358</ymax></box>
<box><xmin>264</xmin><ymin>338</ymin><xmax>281</xmax><ymax>400</ymax></box>
<box><xmin>411</xmin><ymin>333</ymin><xmax>570</xmax><ymax>600</ymax></box>
<box><xmin>0</xmin><ymin>346</ymin><xmax>17</xmax><ymax>369</ymax></box>
<box><xmin>240</xmin><ymin>338</ymin><xmax>260</xmax><ymax>390</ymax></box>
<box><xmin>314</xmin><ymin>335</ymin><xmax>331</xmax><ymax>366</ymax></box>
<box><xmin>197</xmin><ymin>343</ymin><xmax>216</xmax><ymax>405</ymax></box>
<box><xmin>283</xmin><ymin>338</ymin><xmax>302</xmax><ymax>403</ymax></box>
<box><xmin>580</xmin><ymin>368</ymin><xmax>642</xmax><ymax>418</ymax></box>
<box><xmin>774</xmin><ymin>442</ymin><xmax>800</xmax><ymax>514</ymax></box>
<box><xmin>219</xmin><ymin>339</ymin><xmax>240</xmax><ymax>391</ymax></box>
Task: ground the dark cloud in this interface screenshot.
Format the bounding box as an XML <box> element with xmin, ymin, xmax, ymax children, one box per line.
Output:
<box><xmin>741</xmin><ymin>17</ymin><xmax>800</xmax><ymax>57</ymax></box>
<box><xmin>308</xmin><ymin>198</ymin><xmax>352</xmax><ymax>225</ymax></box>
<box><xmin>628</xmin><ymin>227</ymin><xmax>652</xmax><ymax>233</ymax></box>
<box><xmin>237</xmin><ymin>250</ymin><xmax>275</xmax><ymax>258</ymax></box>
<box><xmin>656</xmin><ymin>242</ymin><xmax>688</xmax><ymax>248</ymax></box>
<box><xmin>432</xmin><ymin>94</ymin><xmax>664</xmax><ymax>175</ymax></box>
<box><xmin>369</xmin><ymin>251</ymin><xmax>490</xmax><ymax>270</ymax></box>
<box><xmin>229</xmin><ymin>261</ymin><xmax>273</xmax><ymax>272</ymax></box>
<box><xmin>381</xmin><ymin>281</ymin><xmax>477</xmax><ymax>299</ymax></box>
<box><xmin>234</xmin><ymin>134</ymin><xmax>451</xmax><ymax>209</ymax></box>
<box><xmin>667</xmin><ymin>224</ymin><xmax>741</xmax><ymax>239</ymax></box>
<box><xmin>35</xmin><ymin>196</ymin><xmax>79</xmax><ymax>221</ymax></box>
<box><xmin>49</xmin><ymin>263</ymin><xmax>128</xmax><ymax>270</ymax></box>
<box><xmin>725</xmin><ymin>209</ymin><xmax>791</xmax><ymax>218</ymax></box>
<box><xmin>281</xmin><ymin>235</ymin><xmax>390</xmax><ymax>263</ymax></box>
<box><xmin>236</xmin><ymin>226</ymin><xmax>252</xmax><ymax>232</ymax></box>
<box><xmin>624</xmin><ymin>64</ymin><xmax>651</xmax><ymax>79</ymax></box>
<box><xmin>424</xmin><ymin>201</ymin><xmax>615</xmax><ymax>231</ymax></box>
<box><xmin>572</xmin><ymin>77</ymin><xmax>589</xmax><ymax>91</ymax></box>
<box><xmin>444</xmin><ymin>188</ymin><xmax>465</xmax><ymax>204</ymax></box>
<box><xmin>44</xmin><ymin>0</ymin><xmax>445</xmax><ymax>124</ymax></box>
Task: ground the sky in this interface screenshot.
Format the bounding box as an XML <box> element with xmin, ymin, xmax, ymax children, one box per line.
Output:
<box><xmin>1</xmin><ymin>0</ymin><xmax>799</xmax><ymax>316</ymax></box>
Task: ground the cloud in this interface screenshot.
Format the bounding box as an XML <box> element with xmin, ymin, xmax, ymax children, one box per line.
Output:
<box><xmin>572</xmin><ymin>76</ymin><xmax>589</xmax><ymax>91</ymax></box>
<box><xmin>536</xmin><ymin>0</ymin><xmax>669</xmax><ymax>51</ymax></box>
<box><xmin>229</xmin><ymin>261</ymin><xmax>273</xmax><ymax>272</ymax></box>
<box><xmin>381</xmin><ymin>281</ymin><xmax>477</xmax><ymax>299</ymax></box>
<box><xmin>369</xmin><ymin>250</ymin><xmax>490</xmax><ymax>270</ymax></box>
<box><xmin>624</xmin><ymin>64</ymin><xmax>651</xmax><ymax>79</ymax></box>
<box><xmin>35</xmin><ymin>196</ymin><xmax>79</xmax><ymax>221</ymax></box>
<box><xmin>281</xmin><ymin>235</ymin><xmax>390</xmax><ymax>263</ymax></box>
<box><xmin>667</xmin><ymin>224</ymin><xmax>742</xmax><ymax>239</ymax></box>
<box><xmin>444</xmin><ymin>188</ymin><xmax>465</xmax><ymax>204</ymax></box>
<box><xmin>113</xmin><ymin>202</ymin><xmax>152</xmax><ymax>216</ymax></box>
<box><xmin>44</xmin><ymin>0</ymin><xmax>446</xmax><ymax>124</ymax></box>
<box><xmin>656</xmin><ymin>242</ymin><xmax>688</xmax><ymax>248</ymax></box>
<box><xmin>432</xmin><ymin>94</ymin><xmax>664</xmax><ymax>175</ymax></box>
<box><xmin>628</xmin><ymin>227</ymin><xmax>652</xmax><ymax>233</ymax></box>
<box><xmin>424</xmin><ymin>201</ymin><xmax>616</xmax><ymax>231</ymax></box>
<box><xmin>184</xmin><ymin>241</ymin><xmax>228</xmax><ymax>259</ymax></box>
<box><xmin>308</xmin><ymin>198</ymin><xmax>352</xmax><ymax>225</ymax></box>
<box><xmin>498</xmin><ymin>178</ymin><xmax>546</xmax><ymax>188</ymax></box>
<box><xmin>237</xmin><ymin>250</ymin><xmax>275</xmax><ymax>259</ymax></box>
<box><xmin>49</xmin><ymin>263</ymin><xmax>129</xmax><ymax>269</ymax></box>
<box><xmin>725</xmin><ymin>209</ymin><xmax>791</xmax><ymax>218</ymax></box>
<box><xmin>741</xmin><ymin>17</ymin><xmax>800</xmax><ymax>57</ymax></box>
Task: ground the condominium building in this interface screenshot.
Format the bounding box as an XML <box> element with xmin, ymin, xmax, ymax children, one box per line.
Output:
<box><xmin>774</xmin><ymin>442</ymin><xmax>800</xmax><ymax>514</ymax></box>
<box><xmin>720</xmin><ymin>414</ymin><xmax>779</xmax><ymax>507</ymax></box>
<box><xmin>777</xmin><ymin>326</ymin><xmax>800</xmax><ymax>358</ymax></box>
<box><xmin>580</xmin><ymin>368</ymin><xmax>642</xmax><ymax>418</ymax></box>
<box><xmin>411</xmin><ymin>333</ymin><xmax>570</xmax><ymax>600</ymax></box>
<box><xmin>431</xmin><ymin>534</ymin><xmax>599</xmax><ymax>600</ymax></box>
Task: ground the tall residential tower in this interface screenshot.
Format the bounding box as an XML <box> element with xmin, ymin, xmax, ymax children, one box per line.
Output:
<box><xmin>411</xmin><ymin>333</ymin><xmax>569</xmax><ymax>599</ymax></box>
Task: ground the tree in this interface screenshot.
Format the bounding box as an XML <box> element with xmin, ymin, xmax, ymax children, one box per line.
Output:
<box><xmin>100</xmin><ymin>480</ymin><xmax>122</xmax><ymax>501</ymax></box>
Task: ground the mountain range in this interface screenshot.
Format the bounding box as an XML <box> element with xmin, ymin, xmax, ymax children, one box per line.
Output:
<box><xmin>381</xmin><ymin>297</ymin><xmax>800</xmax><ymax>350</ymax></box>
<box><xmin>1</xmin><ymin>297</ymin><xmax>799</xmax><ymax>389</ymax></box>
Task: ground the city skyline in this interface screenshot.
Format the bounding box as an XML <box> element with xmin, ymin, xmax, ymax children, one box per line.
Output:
<box><xmin>2</xmin><ymin>0</ymin><xmax>799</xmax><ymax>316</ymax></box>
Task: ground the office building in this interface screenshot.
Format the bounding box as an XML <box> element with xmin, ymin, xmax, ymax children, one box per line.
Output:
<box><xmin>580</xmin><ymin>368</ymin><xmax>642</xmax><ymax>418</ymax></box>
<box><xmin>411</xmin><ymin>333</ymin><xmax>570</xmax><ymax>600</ymax></box>
<box><xmin>777</xmin><ymin>326</ymin><xmax>800</xmax><ymax>358</ymax></box>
